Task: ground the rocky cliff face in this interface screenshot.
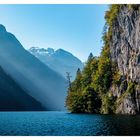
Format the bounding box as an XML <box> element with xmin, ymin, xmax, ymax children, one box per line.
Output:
<box><xmin>110</xmin><ymin>5</ymin><xmax>140</xmax><ymax>114</ymax></box>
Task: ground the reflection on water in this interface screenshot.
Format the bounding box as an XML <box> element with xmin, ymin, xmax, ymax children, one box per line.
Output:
<box><xmin>0</xmin><ymin>111</ymin><xmax>139</xmax><ymax>136</ymax></box>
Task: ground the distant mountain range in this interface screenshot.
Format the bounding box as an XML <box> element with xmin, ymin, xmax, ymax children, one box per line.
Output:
<box><xmin>29</xmin><ymin>47</ymin><xmax>83</xmax><ymax>81</ymax></box>
<box><xmin>0</xmin><ymin>24</ymin><xmax>66</xmax><ymax>111</ymax></box>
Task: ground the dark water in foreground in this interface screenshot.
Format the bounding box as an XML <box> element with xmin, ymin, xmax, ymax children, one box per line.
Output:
<box><xmin>0</xmin><ymin>111</ymin><xmax>140</xmax><ymax>136</ymax></box>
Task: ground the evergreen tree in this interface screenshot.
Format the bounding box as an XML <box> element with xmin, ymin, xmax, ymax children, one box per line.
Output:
<box><xmin>88</xmin><ymin>52</ymin><xmax>93</xmax><ymax>62</ymax></box>
<box><xmin>66</xmin><ymin>5</ymin><xmax>137</xmax><ymax>114</ymax></box>
<box><xmin>71</xmin><ymin>68</ymin><xmax>82</xmax><ymax>92</ymax></box>
<box><xmin>82</xmin><ymin>53</ymin><xmax>94</xmax><ymax>87</ymax></box>
<box><xmin>66</xmin><ymin>54</ymin><xmax>101</xmax><ymax>113</ymax></box>
<box><xmin>66</xmin><ymin>68</ymin><xmax>83</xmax><ymax>112</ymax></box>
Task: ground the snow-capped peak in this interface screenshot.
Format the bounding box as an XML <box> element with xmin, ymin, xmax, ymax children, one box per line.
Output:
<box><xmin>29</xmin><ymin>47</ymin><xmax>55</xmax><ymax>56</ymax></box>
<box><xmin>28</xmin><ymin>46</ymin><xmax>83</xmax><ymax>81</ymax></box>
<box><xmin>29</xmin><ymin>47</ymin><xmax>74</xmax><ymax>57</ymax></box>
<box><xmin>46</xmin><ymin>48</ymin><xmax>55</xmax><ymax>55</ymax></box>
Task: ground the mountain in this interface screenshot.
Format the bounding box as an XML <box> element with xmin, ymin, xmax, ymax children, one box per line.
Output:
<box><xmin>0</xmin><ymin>66</ymin><xmax>44</xmax><ymax>111</ymax></box>
<box><xmin>0</xmin><ymin>24</ymin><xmax>67</xmax><ymax>111</ymax></box>
<box><xmin>28</xmin><ymin>47</ymin><xmax>83</xmax><ymax>81</ymax></box>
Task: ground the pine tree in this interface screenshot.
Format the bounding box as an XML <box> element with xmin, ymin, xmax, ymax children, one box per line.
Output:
<box><xmin>82</xmin><ymin>53</ymin><xmax>94</xmax><ymax>87</ymax></box>
<box><xmin>70</xmin><ymin>68</ymin><xmax>82</xmax><ymax>92</ymax></box>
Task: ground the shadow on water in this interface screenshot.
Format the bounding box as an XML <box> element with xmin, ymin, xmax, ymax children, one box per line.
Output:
<box><xmin>59</xmin><ymin>112</ymin><xmax>140</xmax><ymax>136</ymax></box>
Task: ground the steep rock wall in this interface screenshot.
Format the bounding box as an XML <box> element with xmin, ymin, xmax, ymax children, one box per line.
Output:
<box><xmin>110</xmin><ymin>5</ymin><xmax>140</xmax><ymax>114</ymax></box>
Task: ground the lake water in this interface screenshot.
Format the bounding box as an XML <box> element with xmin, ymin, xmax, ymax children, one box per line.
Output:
<box><xmin>0</xmin><ymin>111</ymin><xmax>140</xmax><ymax>136</ymax></box>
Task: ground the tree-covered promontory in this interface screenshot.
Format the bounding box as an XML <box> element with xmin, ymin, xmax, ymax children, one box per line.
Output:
<box><xmin>66</xmin><ymin>4</ymin><xmax>140</xmax><ymax>114</ymax></box>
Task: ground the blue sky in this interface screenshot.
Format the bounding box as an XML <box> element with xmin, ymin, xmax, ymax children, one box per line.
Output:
<box><xmin>0</xmin><ymin>4</ymin><xmax>108</xmax><ymax>61</ymax></box>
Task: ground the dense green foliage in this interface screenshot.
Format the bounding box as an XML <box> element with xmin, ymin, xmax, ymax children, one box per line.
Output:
<box><xmin>66</xmin><ymin>4</ymin><xmax>118</xmax><ymax>113</ymax></box>
<box><xmin>66</xmin><ymin>49</ymin><xmax>112</xmax><ymax>113</ymax></box>
<box><xmin>66</xmin><ymin>55</ymin><xmax>101</xmax><ymax>113</ymax></box>
<box><xmin>66</xmin><ymin>4</ymin><xmax>139</xmax><ymax>114</ymax></box>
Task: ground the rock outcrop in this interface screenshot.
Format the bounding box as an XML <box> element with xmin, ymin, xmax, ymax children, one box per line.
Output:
<box><xmin>110</xmin><ymin>5</ymin><xmax>140</xmax><ymax>114</ymax></box>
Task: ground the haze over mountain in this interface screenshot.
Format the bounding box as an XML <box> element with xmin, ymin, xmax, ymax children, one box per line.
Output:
<box><xmin>0</xmin><ymin>66</ymin><xmax>44</xmax><ymax>111</ymax></box>
<box><xmin>0</xmin><ymin>24</ymin><xmax>67</xmax><ymax>111</ymax></box>
<box><xmin>29</xmin><ymin>47</ymin><xmax>83</xmax><ymax>81</ymax></box>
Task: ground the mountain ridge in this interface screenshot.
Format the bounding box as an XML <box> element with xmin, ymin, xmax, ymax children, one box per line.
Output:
<box><xmin>29</xmin><ymin>47</ymin><xmax>83</xmax><ymax>80</ymax></box>
<box><xmin>0</xmin><ymin>24</ymin><xmax>67</xmax><ymax>111</ymax></box>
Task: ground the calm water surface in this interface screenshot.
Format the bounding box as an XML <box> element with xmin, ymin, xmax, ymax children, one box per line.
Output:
<box><xmin>0</xmin><ymin>111</ymin><xmax>140</xmax><ymax>136</ymax></box>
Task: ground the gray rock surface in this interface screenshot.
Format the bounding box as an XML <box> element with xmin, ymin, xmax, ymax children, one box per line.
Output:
<box><xmin>110</xmin><ymin>5</ymin><xmax>140</xmax><ymax>114</ymax></box>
